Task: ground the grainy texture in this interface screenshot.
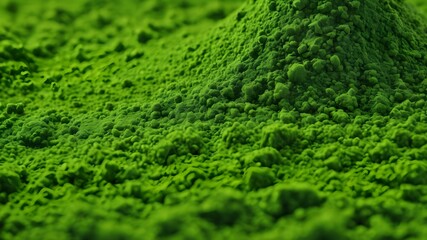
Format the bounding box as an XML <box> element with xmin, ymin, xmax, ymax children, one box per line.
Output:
<box><xmin>1</xmin><ymin>0</ymin><xmax>427</xmax><ymax>239</ymax></box>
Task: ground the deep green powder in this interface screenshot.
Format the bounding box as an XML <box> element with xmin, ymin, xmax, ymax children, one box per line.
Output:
<box><xmin>2</xmin><ymin>0</ymin><xmax>427</xmax><ymax>239</ymax></box>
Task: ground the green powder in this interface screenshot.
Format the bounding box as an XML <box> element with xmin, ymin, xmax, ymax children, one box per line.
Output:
<box><xmin>2</xmin><ymin>0</ymin><xmax>427</xmax><ymax>239</ymax></box>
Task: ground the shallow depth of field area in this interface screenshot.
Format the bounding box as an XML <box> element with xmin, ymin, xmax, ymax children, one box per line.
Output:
<box><xmin>2</xmin><ymin>0</ymin><xmax>427</xmax><ymax>239</ymax></box>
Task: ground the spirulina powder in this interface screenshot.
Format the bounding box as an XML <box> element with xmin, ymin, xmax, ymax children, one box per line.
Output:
<box><xmin>1</xmin><ymin>0</ymin><xmax>427</xmax><ymax>239</ymax></box>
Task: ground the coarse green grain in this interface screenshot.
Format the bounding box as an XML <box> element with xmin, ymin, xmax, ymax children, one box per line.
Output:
<box><xmin>2</xmin><ymin>0</ymin><xmax>427</xmax><ymax>239</ymax></box>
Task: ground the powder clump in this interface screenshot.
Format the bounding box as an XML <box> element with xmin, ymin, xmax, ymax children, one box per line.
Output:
<box><xmin>2</xmin><ymin>0</ymin><xmax>427</xmax><ymax>239</ymax></box>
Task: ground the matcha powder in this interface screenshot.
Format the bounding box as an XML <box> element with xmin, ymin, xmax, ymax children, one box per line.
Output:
<box><xmin>2</xmin><ymin>0</ymin><xmax>427</xmax><ymax>239</ymax></box>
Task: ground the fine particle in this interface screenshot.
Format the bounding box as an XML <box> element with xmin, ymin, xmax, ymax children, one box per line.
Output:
<box><xmin>2</xmin><ymin>0</ymin><xmax>427</xmax><ymax>239</ymax></box>
<box><xmin>287</xmin><ymin>63</ymin><xmax>308</xmax><ymax>83</ymax></box>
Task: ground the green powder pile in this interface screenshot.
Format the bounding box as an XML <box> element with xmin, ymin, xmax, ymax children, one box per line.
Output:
<box><xmin>2</xmin><ymin>0</ymin><xmax>427</xmax><ymax>239</ymax></box>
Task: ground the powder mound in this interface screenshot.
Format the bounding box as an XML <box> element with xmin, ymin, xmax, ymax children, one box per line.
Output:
<box><xmin>244</xmin><ymin>147</ymin><xmax>283</xmax><ymax>167</ymax></box>
<box><xmin>221</xmin><ymin>122</ymin><xmax>250</xmax><ymax>148</ymax></box>
<box><xmin>152</xmin><ymin>128</ymin><xmax>204</xmax><ymax>165</ymax></box>
<box><xmin>0</xmin><ymin>29</ymin><xmax>37</xmax><ymax>97</ymax></box>
<box><xmin>244</xmin><ymin>167</ymin><xmax>276</xmax><ymax>190</ymax></box>
<box><xmin>180</xmin><ymin>0</ymin><xmax>427</xmax><ymax>116</ymax></box>
<box><xmin>0</xmin><ymin>170</ymin><xmax>22</xmax><ymax>195</ymax></box>
<box><xmin>198</xmin><ymin>188</ymin><xmax>251</xmax><ymax>226</ymax></box>
<box><xmin>287</xmin><ymin>63</ymin><xmax>308</xmax><ymax>83</ymax></box>
<box><xmin>17</xmin><ymin>120</ymin><xmax>54</xmax><ymax>148</ymax></box>
<box><xmin>0</xmin><ymin>163</ymin><xmax>25</xmax><ymax>203</ymax></box>
<box><xmin>260</xmin><ymin>122</ymin><xmax>300</xmax><ymax>149</ymax></box>
<box><xmin>266</xmin><ymin>182</ymin><xmax>325</xmax><ymax>217</ymax></box>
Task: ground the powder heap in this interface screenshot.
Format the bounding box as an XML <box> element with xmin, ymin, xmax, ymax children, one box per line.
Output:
<box><xmin>1</xmin><ymin>0</ymin><xmax>427</xmax><ymax>239</ymax></box>
<box><xmin>157</xmin><ymin>0</ymin><xmax>427</xmax><ymax>122</ymax></box>
<box><xmin>0</xmin><ymin>29</ymin><xmax>36</xmax><ymax>99</ymax></box>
